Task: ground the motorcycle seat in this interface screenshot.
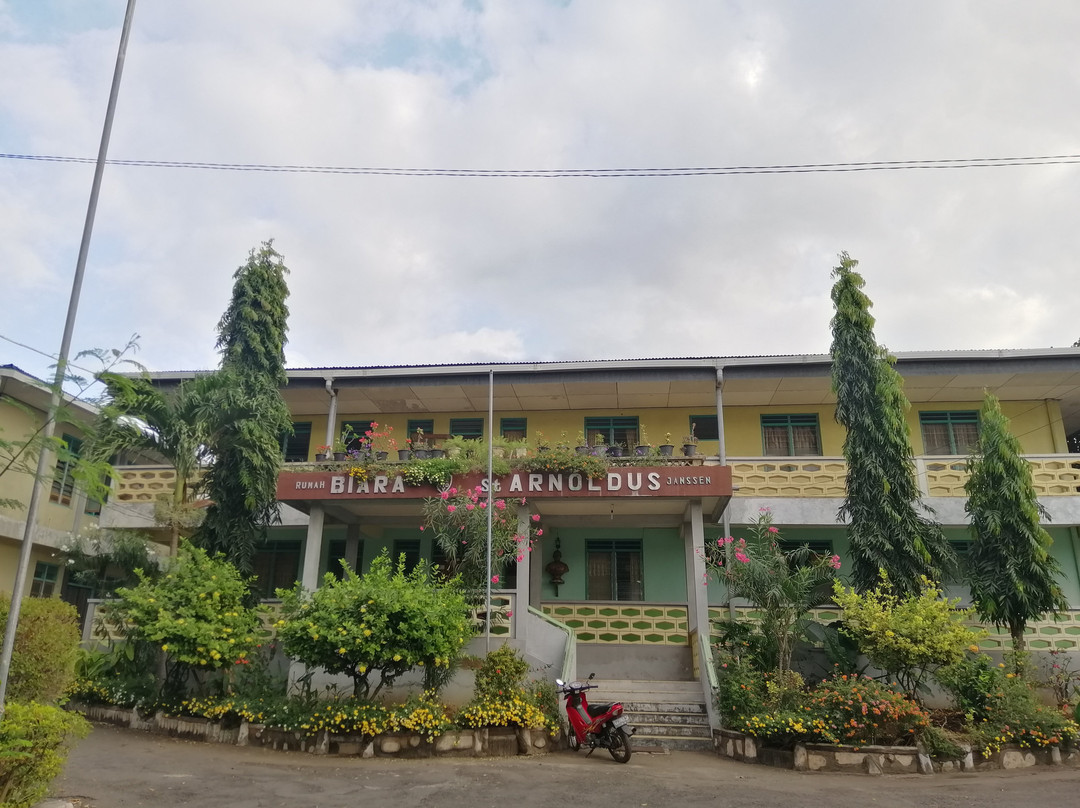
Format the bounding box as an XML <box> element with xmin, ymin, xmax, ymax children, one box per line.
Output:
<box><xmin>587</xmin><ymin>702</ymin><xmax>615</xmax><ymax>718</ymax></box>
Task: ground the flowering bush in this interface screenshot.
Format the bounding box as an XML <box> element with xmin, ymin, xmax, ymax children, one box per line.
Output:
<box><xmin>705</xmin><ymin>511</ymin><xmax>840</xmax><ymax>671</ymax></box>
<box><xmin>806</xmin><ymin>673</ymin><xmax>929</xmax><ymax>745</ymax></box>
<box><xmin>455</xmin><ymin>694</ymin><xmax>548</xmax><ymax>730</ymax></box>
<box><xmin>112</xmin><ymin>542</ymin><xmax>261</xmax><ymax>673</ymax></box>
<box><xmin>277</xmin><ymin>552</ymin><xmax>473</xmax><ymax>699</ymax></box>
<box><xmin>968</xmin><ymin>673</ymin><xmax>1079</xmax><ymax>755</ymax></box>
<box><xmin>456</xmin><ymin>645</ymin><xmax>549</xmax><ymax>732</ymax></box>
<box><xmin>422</xmin><ymin>486</ymin><xmax>541</xmax><ymax>593</ymax></box>
<box><xmin>742</xmin><ymin>709</ymin><xmax>837</xmax><ymax>748</ymax></box>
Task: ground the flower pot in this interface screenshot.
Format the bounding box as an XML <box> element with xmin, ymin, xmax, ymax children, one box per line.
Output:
<box><xmin>575</xmin><ymin>446</ymin><xmax>589</xmax><ymax>455</ymax></box>
<box><xmin>430</xmin><ymin>448</ymin><xmax>446</xmax><ymax>459</ymax></box>
<box><xmin>658</xmin><ymin>444</ymin><xmax>674</xmax><ymax>456</ymax></box>
<box><xmin>398</xmin><ymin>449</ymin><xmax>413</xmax><ymax>461</ymax></box>
<box><xmin>376</xmin><ymin>451</ymin><xmax>388</xmax><ymax>461</ymax></box>
<box><xmin>635</xmin><ymin>445</ymin><xmax>651</xmax><ymax>457</ymax></box>
<box><xmin>314</xmin><ymin>453</ymin><xmax>328</xmax><ymax>462</ymax></box>
<box><xmin>413</xmin><ymin>448</ymin><xmax>431</xmax><ymax>459</ymax></box>
<box><xmin>333</xmin><ymin>452</ymin><xmax>347</xmax><ymax>461</ymax></box>
<box><xmin>681</xmin><ymin>444</ymin><xmax>697</xmax><ymax>457</ymax></box>
<box><xmin>607</xmin><ymin>446</ymin><xmax>624</xmax><ymax>458</ymax></box>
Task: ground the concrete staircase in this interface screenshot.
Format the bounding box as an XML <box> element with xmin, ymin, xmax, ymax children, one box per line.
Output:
<box><xmin>590</xmin><ymin>678</ymin><xmax>713</xmax><ymax>752</ymax></box>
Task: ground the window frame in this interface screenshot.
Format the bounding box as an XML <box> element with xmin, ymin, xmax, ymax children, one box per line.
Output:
<box><xmin>281</xmin><ymin>422</ymin><xmax>312</xmax><ymax>462</ymax></box>
<box><xmin>919</xmin><ymin>411</ymin><xmax>980</xmax><ymax>455</ymax></box>
<box><xmin>500</xmin><ymin>418</ymin><xmax>527</xmax><ymax>441</ymax></box>
<box><xmin>449</xmin><ymin>418</ymin><xmax>484</xmax><ymax>439</ymax></box>
<box><xmin>583</xmin><ymin>417</ymin><xmax>639</xmax><ymax>449</ymax></box>
<box><xmin>760</xmin><ymin>414</ymin><xmax>822</xmax><ymax>457</ymax></box>
<box><xmin>585</xmin><ymin>539</ymin><xmax>644</xmax><ymax>601</ymax></box>
<box><xmin>688</xmin><ymin>415</ymin><xmax>719</xmax><ymax>442</ymax></box>
<box><xmin>49</xmin><ymin>433</ymin><xmax>82</xmax><ymax>506</ymax></box>
<box><xmin>31</xmin><ymin>561</ymin><xmax>60</xmax><ymax>598</ymax></box>
<box><xmin>392</xmin><ymin>538</ymin><xmax>422</xmax><ymax>572</ymax></box>
<box><xmin>252</xmin><ymin>540</ymin><xmax>302</xmax><ymax>599</ymax></box>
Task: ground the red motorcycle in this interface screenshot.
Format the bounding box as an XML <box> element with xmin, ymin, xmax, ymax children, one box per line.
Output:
<box><xmin>556</xmin><ymin>674</ymin><xmax>633</xmax><ymax>763</ymax></box>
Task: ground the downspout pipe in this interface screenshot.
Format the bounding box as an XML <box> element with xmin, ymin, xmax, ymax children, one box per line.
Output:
<box><xmin>324</xmin><ymin>378</ymin><xmax>338</xmax><ymax>449</ymax></box>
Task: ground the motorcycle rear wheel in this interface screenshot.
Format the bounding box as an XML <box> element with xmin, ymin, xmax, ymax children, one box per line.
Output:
<box><xmin>608</xmin><ymin>727</ymin><xmax>631</xmax><ymax>763</ymax></box>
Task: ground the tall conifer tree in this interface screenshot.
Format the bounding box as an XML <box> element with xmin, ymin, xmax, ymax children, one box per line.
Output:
<box><xmin>830</xmin><ymin>252</ymin><xmax>952</xmax><ymax>595</ymax></box>
<box><xmin>195</xmin><ymin>242</ymin><xmax>292</xmax><ymax>573</ymax></box>
<box><xmin>964</xmin><ymin>392</ymin><xmax>1065</xmax><ymax>660</ymax></box>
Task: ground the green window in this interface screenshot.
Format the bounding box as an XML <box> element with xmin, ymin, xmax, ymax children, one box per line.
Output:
<box><xmin>281</xmin><ymin>422</ymin><xmax>312</xmax><ymax>462</ymax></box>
<box><xmin>583</xmin><ymin>417</ymin><xmax>639</xmax><ymax>449</ymax></box>
<box><xmin>945</xmin><ymin>540</ymin><xmax>973</xmax><ymax>584</ymax></box>
<box><xmin>50</xmin><ymin>433</ymin><xmax>82</xmax><ymax>506</ymax></box>
<box><xmin>325</xmin><ymin>538</ymin><xmax>351</xmax><ymax>580</ymax></box>
<box><xmin>407</xmin><ymin>420</ymin><xmax>434</xmax><ymax>443</ymax></box>
<box><xmin>31</xmin><ymin>561</ymin><xmax>60</xmax><ymax>598</ymax></box>
<box><xmin>340</xmin><ymin>420</ymin><xmax>374</xmax><ymax>452</ymax></box>
<box><xmin>761</xmin><ymin>414</ymin><xmax>821</xmax><ymax>456</ymax></box>
<box><xmin>393</xmin><ymin>538</ymin><xmax>422</xmax><ymax>572</ymax></box>
<box><xmin>920</xmin><ymin>411</ymin><xmax>979</xmax><ymax>455</ymax></box>
<box><xmin>688</xmin><ymin>415</ymin><xmax>719</xmax><ymax>441</ymax></box>
<box><xmin>252</xmin><ymin>540</ymin><xmax>301</xmax><ymax>599</ymax></box>
<box><xmin>449</xmin><ymin>418</ymin><xmax>484</xmax><ymax>439</ymax></box>
<box><xmin>500</xmin><ymin>418</ymin><xmax>527</xmax><ymax>440</ymax></box>
<box><xmin>586</xmin><ymin>539</ymin><xmax>643</xmax><ymax>601</ymax></box>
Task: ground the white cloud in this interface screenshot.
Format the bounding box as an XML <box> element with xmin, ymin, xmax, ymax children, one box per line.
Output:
<box><xmin>1</xmin><ymin>1</ymin><xmax>1079</xmax><ymax>381</ymax></box>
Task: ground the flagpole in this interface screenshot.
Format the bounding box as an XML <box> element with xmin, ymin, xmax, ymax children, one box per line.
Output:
<box><xmin>485</xmin><ymin>367</ymin><xmax>493</xmax><ymax>652</ymax></box>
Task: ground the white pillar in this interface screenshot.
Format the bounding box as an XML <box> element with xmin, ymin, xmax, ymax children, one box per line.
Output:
<box><xmin>302</xmin><ymin>503</ymin><xmax>325</xmax><ymax>591</ymax></box>
<box><xmin>684</xmin><ymin>500</ymin><xmax>708</xmax><ymax>635</ymax></box>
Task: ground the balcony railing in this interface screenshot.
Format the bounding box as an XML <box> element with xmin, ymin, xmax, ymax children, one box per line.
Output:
<box><xmin>728</xmin><ymin>454</ymin><xmax>1080</xmax><ymax>498</ymax></box>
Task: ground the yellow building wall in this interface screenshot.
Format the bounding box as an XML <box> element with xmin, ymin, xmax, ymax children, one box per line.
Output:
<box><xmin>0</xmin><ymin>540</ymin><xmax>65</xmax><ymax>597</ymax></box>
<box><xmin>291</xmin><ymin>398</ymin><xmax>1069</xmax><ymax>461</ymax></box>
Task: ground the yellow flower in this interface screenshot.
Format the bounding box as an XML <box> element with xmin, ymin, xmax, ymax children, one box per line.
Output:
<box><xmin>968</xmin><ymin>644</ymin><xmax>979</xmax><ymax>653</ymax></box>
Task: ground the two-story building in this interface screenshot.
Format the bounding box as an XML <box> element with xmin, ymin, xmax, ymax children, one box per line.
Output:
<box><xmin>0</xmin><ymin>364</ymin><xmax>104</xmax><ymax>613</ymax></box>
<box><xmin>99</xmin><ymin>349</ymin><xmax>1080</xmax><ymax>687</ymax></box>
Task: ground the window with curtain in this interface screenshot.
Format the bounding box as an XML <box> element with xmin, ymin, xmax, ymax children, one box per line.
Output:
<box><xmin>919</xmin><ymin>411</ymin><xmax>980</xmax><ymax>455</ymax></box>
<box><xmin>586</xmin><ymin>539</ymin><xmax>643</xmax><ymax>601</ymax></box>
<box><xmin>500</xmin><ymin>418</ymin><xmax>527</xmax><ymax>440</ymax></box>
<box><xmin>760</xmin><ymin>414</ymin><xmax>822</xmax><ymax>456</ymax></box>
<box><xmin>583</xmin><ymin>417</ymin><xmax>639</xmax><ymax>449</ymax></box>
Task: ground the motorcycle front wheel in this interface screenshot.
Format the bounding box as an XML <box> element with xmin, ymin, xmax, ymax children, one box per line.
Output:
<box><xmin>567</xmin><ymin>729</ymin><xmax>580</xmax><ymax>752</ymax></box>
<box><xmin>608</xmin><ymin>727</ymin><xmax>631</xmax><ymax>763</ymax></box>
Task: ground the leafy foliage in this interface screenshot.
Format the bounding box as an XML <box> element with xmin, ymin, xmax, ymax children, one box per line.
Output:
<box><xmin>832</xmin><ymin>573</ymin><xmax>980</xmax><ymax>699</ymax></box>
<box><xmin>60</xmin><ymin>527</ymin><xmax>161</xmax><ymax>598</ymax></box>
<box><xmin>968</xmin><ymin>673</ymin><xmax>1079</xmax><ymax>755</ymax></box>
<box><xmin>829</xmin><ymin>252</ymin><xmax>953</xmax><ymax>594</ymax></box>
<box><xmin>473</xmin><ymin>644</ymin><xmax>530</xmax><ymax>699</ymax></box>
<box><xmin>805</xmin><ymin>673</ymin><xmax>930</xmax><ymax>745</ymax></box>
<box><xmin>422</xmin><ymin>485</ymin><xmax>540</xmax><ymax>594</ymax></box>
<box><xmin>936</xmin><ymin>647</ymin><xmax>1001</xmax><ymax>720</ymax></box>
<box><xmin>704</xmin><ymin>511</ymin><xmax>840</xmax><ymax>671</ymax></box>
<box><xmin>964</xmin><ymin>392</ymin><xmax>1066</xmax><ymax>658</ymax></box>
<box><xmin>277</xmin><ymin>552</ymin><xmax>474</xmax><ymax>699</ymax></box>
<box><xmin>519</xmin><ymin>445</ymin><xmax>609</xmax><ymax>478</ymax></box>
<box><xmin>0</xmin><ymin>598</ymin><xmax>81</xmax><ymax>705</ymax></box>
<box><xmin>0</xmin><ymin>701</ymin><xmax>89</xmax><ymax>808</ymax></box>
<box><xmin>195</xmin><ymin>241</ymin><xmax>292</xmax><ymax>574</ymax></box>
<box><xmin>112</xmin><ymin>542</ymin><xmax>261</xmax><ymax>673</ymax></box>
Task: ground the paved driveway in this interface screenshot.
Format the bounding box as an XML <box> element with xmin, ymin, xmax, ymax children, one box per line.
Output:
<box><xmin>53</xmin><ymin>724</ymin><xmax>1080</xmax><ymax>808</ymax></box>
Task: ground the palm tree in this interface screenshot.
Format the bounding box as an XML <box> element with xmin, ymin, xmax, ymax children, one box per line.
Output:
<box><xmin>90</xmin><ymin>372</ymin><xmax>218</xmax><ymax>555</ymax></box>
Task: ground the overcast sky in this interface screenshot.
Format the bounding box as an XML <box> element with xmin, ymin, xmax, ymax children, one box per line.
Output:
<box><xmin>2</xmin><ymin>1</ymin><xmax>1079</xmax><ymax>384</ymax></box>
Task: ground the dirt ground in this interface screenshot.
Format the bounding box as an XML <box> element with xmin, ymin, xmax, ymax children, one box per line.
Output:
<box><xmin>52</xmin><ymin>724</ymin><xmax>1080</xmax><ymax>808</ymax></box>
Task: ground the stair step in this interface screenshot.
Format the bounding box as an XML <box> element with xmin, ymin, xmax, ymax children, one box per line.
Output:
<box><xmin>631</xmin><ymin>723</ymin><xmax>711</xmax><ymax>738</ymax></box>
<box><xmin>625</xmin><ymin>712</ymin><xmax>709</xmax><ymax>727</ymax></box>
<box><xmin>622</xmin><ymin>701</ymin><xmax>707</xmax><ymax>714</ymax></box>
<box><xmin>630</xmin><ymin>733</ymin><xmax>714</xmax><ymax>752</ymax></box>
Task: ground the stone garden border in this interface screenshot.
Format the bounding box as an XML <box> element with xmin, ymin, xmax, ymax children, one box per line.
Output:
<box><xmin>713</xmin><ymin>728</ymin><xmax>1079</xmax><ymax>774</ymax></box>
<box><xmin>72</xmin><ymin>703</ymin><xmax>554</xmax><ymax>759</ymax></box>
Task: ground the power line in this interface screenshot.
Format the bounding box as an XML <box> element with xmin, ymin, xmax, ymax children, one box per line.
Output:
<box><xmin>2</xmin><ymin>151</ymin><xmax>1080</xmax><ymax>178</ymax></box>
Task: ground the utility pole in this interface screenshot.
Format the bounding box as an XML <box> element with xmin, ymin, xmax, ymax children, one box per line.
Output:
<box><xmin>0</xmin><ymin>0</ymin><xmax>138</xmax><ymax>718</ymax></box>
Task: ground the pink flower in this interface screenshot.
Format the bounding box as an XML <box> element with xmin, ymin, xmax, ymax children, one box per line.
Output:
<box><xmin>829</xmin><ymin>555</ymin><xmax>841</xmax><ymax>570</ymax></box>
<box><xmin>450</xmin><ymin>487</ymin><xmax>458</xmax><ymax>495</ymax></box>
<box><xmin>491</xmin><ymin>575</ymin><xmax>499</xmax><ymax>584</ymax></box>
<box><xmin>516</xmin><ymin>554</ymin><xmax>524</xmax><ymax>562</ymax></box>
<box><xmin>520</xmin><ymin>498</ymin><xmax>527</xmax><ymax>505</ymax></box>
<box><xmin>440</xmin><ymin>490</ymin><xmax>450</xmax><ymax>500</ymax></box>
<box><xmin>419</xmin><ymin>525</ymin><xmax>425</xmax><ymax>531</ymax></box>
<box><xmin>734</xmin><ymin>550</ymin><xmax>749</xmax><ymax>564</ymax></box>
<box><xmin>531</xmin><ymin>514</ymin><xmax>540</xmax><ymax>522</ymax></box>
<box><xmin>506</xmin><ymin>610</ymin><xmax>513</xmax><ymax>617</ymax></box>
<box><xmin>447</xmin><ymin>504</ymin><xmax>457</xmax><ymax>513</ymax></box>
<box><xmin>495</xmin><ymin>499</ymin><xmax>506</xmax><ymax>510</ymax></box>
<box><xmin>536</xmin><ymin>529</ymin><xmax>543</xmax><ymax>536</ymax></box>
<box><xmin>466</xmin><ymin>503</ymin><xmax>475</xmax><ymax>511</ymax></box>
<box><xmin>479</xmin><ymin>501</ymin><xmax>487</xmax><ymax>509</ymax></box>
<box><xmin>767</xmin><ymin>526</ymin><xmax>779</xmax><ymax>534</ymax></box>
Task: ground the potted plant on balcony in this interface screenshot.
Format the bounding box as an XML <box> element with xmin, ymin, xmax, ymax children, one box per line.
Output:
<box><xmin>533</xmin><ymin>431</ymin><xmax>550</xmax><ymax>453</ymax></box>
<box><xmin>332</xmin><ymin>437</ymin><xmax>348</xmax><ymax>461</ymax></box>
<box><xmin>315</xmin><ymin>444</ymin><xmax>331</xmax><ymax>462</ymax></box>
<box><xmin>575</xmin><ymin>430</ymin><xmax>589</xmax><ymax>455</ymax></box>
<box><xmin>590</xmin><ymin>432</ymin><xmax>608</xmax><ymax>457</ymax></box>
<box><xmin>635</xmin><ymin>425</ymin><xmax>652</xmax><ymax>457</ymax></box>
<box><xmin>411</xmin><ymin>428</ymin><xmax>432</xmax><ymax>459</ymax></box>
<box><xmin>682</xmin><ymin>423</ymin><xmax>699</xmax><ymax>457</ymax></box>
<box><xmin>658</xmin><ymin>432</ymin><xmax>675</xmax><ymax>457</ymax></box>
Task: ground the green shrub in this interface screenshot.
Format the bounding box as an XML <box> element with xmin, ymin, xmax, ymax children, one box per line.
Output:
<box><xmin>969</xmin><ymin>674</ymin><xmax>1079</xmax><ymax>755</ymax></box>
<box><xmin>918</xmin><ymin>724</ymin><xmax>966</xmax><ymax>760</ymax></box>
<box><xmin>0</xmin><ymin>597</ymin><xmax>81</xmax><ymax>705</ymax></box>
<box><xmin>714</xmin><ymin>652</ymin><xmax>767</xmax><ymax>724</ymax></box>
<box><xmin>742</xmin><ymin>709</ymin><xmax>836</xmax><ymax>748</ymax></box>
<box><xmin>473</xmin><ymin>645</ymin><xmax>529</xmax><ymax>700</ymax></box>
<box><xmin>936</xmin><ymin>647</ymin><xmax>1001</xmax><ymax>720</ymax></box>
<box><xmin>0</xmin><ymin>701</ymin><xmax>89</xmax><ymax>808</ymax></box>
